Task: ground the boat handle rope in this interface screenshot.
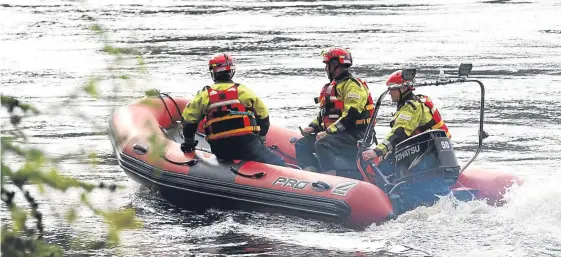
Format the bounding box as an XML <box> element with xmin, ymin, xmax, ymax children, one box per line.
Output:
<box><xmin>267</xmin><ymin>144</ymin><xmax>298</xmax><ymax>163</ymax></box>
<box><xmin>229</xmin><ymin>166</ymin><xmax>266</xmax><ymax>179</ymax></box>
<box><xmin>311</xmin><ymin>181</ymin><xmax>331</xmax><ymax>190</ymax></box>
<box><xmin>163</xmin><ymin>157</ymin><xmax>199</xmax><ymax>167</ymax></box>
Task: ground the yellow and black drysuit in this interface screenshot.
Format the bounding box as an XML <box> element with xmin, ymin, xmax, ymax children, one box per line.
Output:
<box><xmin>295</xmin><ymin>71</ymin><xmax>374</xmax><ymax>176</ymax></box>
<box><xmin>181</xmin><ymin>80</ymin><xmax>286</xmax><ymax>166</ymax></box>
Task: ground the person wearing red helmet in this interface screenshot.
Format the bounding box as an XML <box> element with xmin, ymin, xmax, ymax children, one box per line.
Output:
<box><xmin>295</xmin><ymin>47</ymin><xmax>375</xmax><ymax>178</ymax></box>
<box><xmin>361</xmin><ymin>70</ymin><xmax>451</xmax><ymax>173</ymax></box>
<box><xmin>180</xmin><ymin>53</ymin><xmax>286</xmax><ymax>167</ymax></box>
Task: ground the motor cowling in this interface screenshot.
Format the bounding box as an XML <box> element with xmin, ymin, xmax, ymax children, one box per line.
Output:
<box><xmin>385</xmin><ymin>130</ymin><xmax>461</xmax><ymax>215</ymax></box>
<box><xmin>393</xmin><ymin>129</ymin><xmax>460</xmax><ymax>185</ymax></box>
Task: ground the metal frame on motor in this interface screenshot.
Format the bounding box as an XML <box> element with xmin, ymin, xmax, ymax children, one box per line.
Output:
<box><xmin>357</xmin><ymin>63</ymin><xmax>488</xmax><ymax>190</ymax></box>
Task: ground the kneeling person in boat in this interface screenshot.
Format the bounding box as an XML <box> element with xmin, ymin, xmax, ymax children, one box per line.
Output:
<box><xmin>295</xmin><ymin>47</ymin><xmax>375</xmax><ymax>178</ymax></box>
<box><xmin>362</xmin><ymin>70</ymin><xmax>451</xmax><ymax>176</ymax></box>
<box><xmin>180</xmin><ymin>53</ymin><xmax>286</xmax><ymax>167</ymax></box>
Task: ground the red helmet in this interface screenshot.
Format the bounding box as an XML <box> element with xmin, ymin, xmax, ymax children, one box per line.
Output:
<box><xmin>386</xmin><ymin>70</ymin><xmax>414</xmax><ymax>90</ymax></box>
<box><xmin>209</xmin><ymin>53</ymin><xmax>236</xmax><ymax>80</ymax></box>
<box><xmin>320</xmin><ymin>47</ymin><xmax>353</xmax><ymax>66</ymax></box>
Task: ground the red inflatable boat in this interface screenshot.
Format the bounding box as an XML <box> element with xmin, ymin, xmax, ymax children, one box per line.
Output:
<box><xmin>108</xmin><ymin>92</ymin><xmax>522</xmax><ymax>228</ymax></box>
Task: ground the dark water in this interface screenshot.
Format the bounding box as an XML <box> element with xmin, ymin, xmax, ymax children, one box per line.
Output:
<box><xmin>2</xmin><ymin>0</ymin><xmax>561</xmax><ymax>256</ymax></box>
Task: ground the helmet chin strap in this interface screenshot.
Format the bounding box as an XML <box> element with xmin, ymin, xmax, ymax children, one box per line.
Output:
<box><xmin>327</xmin><ymin>63</ymin><xmax>338</xmax><ymax>81</ymax></box>
<box><xmin>210</xmin><ymin>70</ymin><xmax>216</xmax><ymax>82</ymax></box>
<box><xmin>398</xmin><ymin>88</ymin><xmax>412</xmax><ymax>102</ymax></box>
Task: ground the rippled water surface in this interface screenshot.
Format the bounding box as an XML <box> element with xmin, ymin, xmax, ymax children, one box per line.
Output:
<box><xmin>2</xmin><ymin>0</ymin><xmax>561</xmax><ymax>256</ymax></box>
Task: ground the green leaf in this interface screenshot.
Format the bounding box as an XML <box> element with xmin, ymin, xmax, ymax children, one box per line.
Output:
<box><xmin>90</xmin><ymin>24</ymin><xmax>104</xmax><ymax>34</ymax></box>
<box><xmin>10</xmin><ymin>206</ymin><xmax>27</xmax><ymax>233</ymax></box>
<box><xmin>104</xmin><ymin>208</ymin><xmax>142</xmax><ymax>230</ymax></box>
<box><xmin>65</xmin><ymin>207</ymin><xmax>78</xmax><ymax>223</ymax></box>
<box><xmin>36</xmin><ymin>241</ymin><xmax>63</xmax><ymax>257</ymax></box>
<box><xmin>80</xmin><ymin>192</ymin><xmax>88</xmax><ymax>203</ymax></box>
<box><xmin>37</xmin><ymin>168</ymin><xmax>96</xmax><ymax>192</ymax></box>
<box><xmin>102</xmin><ymin>46</ymin><xmax>136</xmax><ymax>55</ymax></box>
<box><xmin>0</xmin><ymin>95</ymin><xmax>19</xmax><ymax>113</ymax></box>
<box><xmin>84</xmin><ymin>77</ymin><xmax>100</xmax><ymax>98</ymax></box>
<box><xmin>1</xmin><ymin>163</ymin><xmax>13</xmax><ymax>177</ymax></box>
<box><xmin>26</xmin><ymin>148</ymin><xmax>45</xmax><ymax>162</ymax></box>
<box><xmin>1</xmin><ymin>95</ymin><xmax>40</xmax><ymax>114</ymax></box>
<box><xmin>88</xmin><ymin>152</ymin><xmax>99</xmax><ymax>167</ymax></box>
<box><xmin>107</xmin><ymin>228</ymin><xmax>120</xmax><ymax>246</ymax></box>
<box><xmin>103</xmin><ymin>208</ymin><xmax>143</xmax><ymax>249</ymax></box>
<box><xmin>3</xmin><ymin>139</ymin><xmax>26</xmax><ymax>156</ymax></box>
<box><xmin>18</xmin><ymin>102</ymin><xmax>40</xmax><ymax>114</ymax></box>
<box><xmin>144</xmin><ymin>89</ymin><xmax>160</xmax><ymax>97</ymax></box>
<box><xmin>137</xmin><ymin>55</ymin><xmax>146</xmax><ymax>72</ymax></box>
<box><xmin>37</xmin><ymin>183</ymin><xmax>46</xmax><ymax>194</ymax></box>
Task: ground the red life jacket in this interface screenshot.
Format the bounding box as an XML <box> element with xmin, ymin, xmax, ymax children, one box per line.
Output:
<box><xmin>318</xmin><ymin>77</ymin><xmax>374</xmax><ymax>130</ymax></box>
<box><xmin>203</xmin><ymin>83</ymin><xmax>260</xmax><ymax>140</ymax></box>
<box><xmin>414</xmin><ymin>94</ymin><xmax>451</xmax><ymax>138</ymax></box>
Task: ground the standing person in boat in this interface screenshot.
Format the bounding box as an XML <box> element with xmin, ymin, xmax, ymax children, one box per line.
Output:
<box><xmin>295</xmin><ymin>47</ymin><xmax>375</xmax><ymax>178</ymax></box>
<box><xmin>361</xmin><ymin>70</ymin><xmax>451</xmax><ymax>175</ymax></box>
<box><xmin>179</xmin><ymin>53</ymin><xmax>286</xmax><ymax>167</ymax></box>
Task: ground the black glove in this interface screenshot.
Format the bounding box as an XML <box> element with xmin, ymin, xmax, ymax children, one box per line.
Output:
<box><xmin>180</xmin><ymin>139</ymin><xmax>198</xmax><ymax>153</ymax></box>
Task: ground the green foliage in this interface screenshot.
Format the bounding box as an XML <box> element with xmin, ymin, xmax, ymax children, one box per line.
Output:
<box><xmin>84</xmin><ymin>76</ymin><xmax>102</xmax><ymax>98</ymax></box>
<box><xmin>1</xmin><ymin>92</ymin><xmax>144</xmax><ymax>256</ymax></box>
<box><xmin>90</xmin><ymin>24</ymin><xmax>104</xmax><ymax>35</ymax></box>
<box><xmin>102</xmin><ymin>46</ymin><xmax>137</xmax><ymax>55</ymax></box>
<box><xmin>1</xmin><ymin>5</ymin><xmax>149</xmax><ymax>257</ymax></box>
<box><xmin>65</xmin><ymin>208</ymin><xmax>77</xmax><ymax>224</ymax></box>
<box><xmin>2</xmin><ymin>226</ymin><xmax>63</xmax><ymax>257</ymax></box>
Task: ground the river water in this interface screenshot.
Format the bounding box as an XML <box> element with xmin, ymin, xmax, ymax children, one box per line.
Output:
<box><xmin>1</xmin><ymin>0</ymin><xmax>561</xmax><ymax>256</ymax></box>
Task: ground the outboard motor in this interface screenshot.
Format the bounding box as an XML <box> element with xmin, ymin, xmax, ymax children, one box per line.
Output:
<box><xmin>389</xmin><ymin>129</ymin><xmax>460</xmax><ymax>213</ymax></box>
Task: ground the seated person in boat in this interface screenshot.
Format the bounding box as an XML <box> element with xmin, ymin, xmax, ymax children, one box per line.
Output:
<box><xmin>179</xmin><ymin>53</ymin><xmax>286</xmax><ymax>167</ymax></box>
<box><xmin>362</xmin><ymin>70</ymin><xmax>451</xmax><ymax>175</ymax></box>
<box><xmin>295</xmin><ymin>47</ymin><xmax>375</xmax><ymax>176</ymax></box>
